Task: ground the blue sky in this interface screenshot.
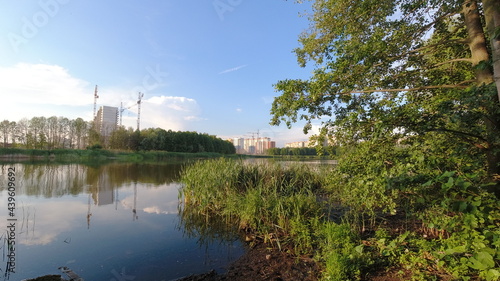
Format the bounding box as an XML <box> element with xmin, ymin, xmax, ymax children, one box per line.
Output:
<box><xmin>0</xmin><ymin>0</ymin><xmax>318</xmax><ymax>146</ymax></box>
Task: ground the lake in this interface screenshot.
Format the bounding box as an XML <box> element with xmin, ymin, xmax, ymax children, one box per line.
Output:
<box><xmin>0</xmin><ymin>161</ymin><xmax>244</xmax><ymax>281</ymax></box>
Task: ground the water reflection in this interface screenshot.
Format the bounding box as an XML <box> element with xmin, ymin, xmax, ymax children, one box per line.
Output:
<box><xmin>0</xmin><ymin>162</ymin><xmax>243</xmax><ymax>281</ymax></box>
<box><xmin>178</xmin><ymin>201</ymin><xmax>241</xmax><ymax>246</ymax></box>
<box><xmin>0</xmin><ymin>162</ymin><xmax>184</xmax><ymax>198</ymax></box>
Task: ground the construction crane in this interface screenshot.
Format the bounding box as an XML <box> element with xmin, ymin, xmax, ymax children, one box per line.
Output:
<box><xmin>93</xmin><ymin>85</ymin><xmax>99</xmax><ymax>119</ymax></box>
<box><xmin>119</xmin><ymin>92</ymin><xmax>144</xmax><ymax>129</ymax></box>
<box><xmin>247</xmin><ymin>129</ymin><xmax>260</xmax><ymax>140</ymax></box>
<box><xmin>137</xmin><ymin>92</ymin><xmax>144</xmax><ymax>131</ymax></box>
<box><xmin>119</xmin><ymin>102</ymin><xmax>138</xmax><ymax>127</ymax></box>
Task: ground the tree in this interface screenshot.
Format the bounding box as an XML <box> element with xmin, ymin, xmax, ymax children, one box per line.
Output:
<box><xmin>9</xmin><ymin>121</ymin><xmax>17</xmax><ymax>147</ymax></box>
<box><xmin>47</xmin><ymin>116</ymin><xmax>58</xmax><ymax>149</ymax></box>
<box><xmin>16</xmin><ymin>118</ymin><xmax>29</xmax><ymax>146</ymax></box>
<box><xmin>73</xmin><ymin>118</ymin><xmax>88</xmax><ymax>149</ymax></box>
<box><xmin>109</xmin><ymin>127</ymin><xmax>134</xmax><ymax>150</ymax></box>
<box><xmin>0</xmin><ymin>120</ymin><xmax>12</xmax><ymax>147</ymax></box>
<box><xmin>57</xmin><ymin>117</ymin><xmax>70</xmax><ymax>148</ymax></box>
<box><xmin>271</xmin><ymin>0</ymin><xmax>500</xmax><ymax>189</ymax></box>
<box><xmin>29</xmin><ymin>117</ymin><xmax>47</xmax><ymax>149</ymax></box>
<box><xmin>482</xmin><ymin>0</ymin><xmax>500</xmax><ymax>99</ymax></box>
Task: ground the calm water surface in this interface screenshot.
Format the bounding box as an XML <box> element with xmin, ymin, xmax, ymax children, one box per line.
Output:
<box><xmin>0</xmin><ymin>162</ymin><xmax>244</xmax><ymax>281</ymax></box>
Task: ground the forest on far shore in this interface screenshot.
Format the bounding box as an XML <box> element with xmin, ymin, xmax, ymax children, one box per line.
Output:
<box><xmin>0</xmin><ymin>117</ymin><xmax>235</xmax><ymax>154</ymax></box>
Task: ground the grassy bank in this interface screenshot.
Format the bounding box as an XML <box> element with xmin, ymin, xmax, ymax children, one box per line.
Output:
<box><xmin>0</xmin><ymin>147</ymin><xmax>235</xmax><ymax>163</ymax></box>
<box><xmin>179</xmin><ymin>158</ymin><xmax>500</xmax><ymax>281</ymax></box>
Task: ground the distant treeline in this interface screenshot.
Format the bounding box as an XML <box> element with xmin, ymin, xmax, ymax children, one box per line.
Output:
<box><xmin>0</xmin><ymin>116</ymin><xmax>235</xmax><ymax>154</ymax></box>
<box><xmin>0</xmin><ymin>116</ymin><xmax>88</xmax><ymax>149</ymax></box>
<box><xmin>267</xmin><ymin>146</ymin><xmax>337</xmax><ymax>156</ymax></box>
<box><xmin>267</xmin><ymin>147</ymin><xmax>315</xmax><ymax>156</ymax></box>
<box><xmin>109</xmin><ymin>127</ymin><xmax>235</xmax><ymax>154</ymax></box>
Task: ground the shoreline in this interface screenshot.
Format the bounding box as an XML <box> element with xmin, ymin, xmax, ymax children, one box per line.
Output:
<box><xmin>177</xmin><ymin>242</ymin><xmax>320</xmax><ymax>281</ymax></box>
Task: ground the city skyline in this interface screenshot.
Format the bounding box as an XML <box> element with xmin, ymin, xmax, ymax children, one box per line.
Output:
<box><xmin>232</xmin><ymin>136</ymin><xmax>276</xmax><ymax>154</ymax></box>
<box><xmin>0</xmin><ymin>1</ymin><xmax>320</xmax><ymax>147</ymax></box>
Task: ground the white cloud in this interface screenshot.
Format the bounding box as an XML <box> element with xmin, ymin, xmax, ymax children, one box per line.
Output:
<box><xmin>271</xmin><ymin>123</ymin><xmax>322</xmax><ymax>147</ymax></box>
<box><xmin>126</xmin><ymin>95</ymin><xmax>202</xmax><ymax>131</ymax></box>
<box><xmin>0</xmin><ymin>63</ymin><xmax>203</xmax><ymax>131</ymax></box>
<box><xmin>0</xmin><ymin>63</ymin><xmax>91</xmax><ymax>106</ymax></box>
<box><xmin>120</xmin><ymin>183</ymin><xmax>180</xmax><ymax>216</ymax></box>
<box><xmin>0</xmin><ymin>201</ymin><xmax>88</xmax><ymax>246</ymax></box>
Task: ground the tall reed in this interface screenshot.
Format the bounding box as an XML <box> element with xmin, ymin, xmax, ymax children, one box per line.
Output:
<box><xmin>179</xmin><ymin>158</ymin><xmax>327</xmax><ymax>253</ymax></box>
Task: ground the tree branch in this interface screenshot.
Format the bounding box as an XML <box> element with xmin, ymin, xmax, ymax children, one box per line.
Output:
<box><xmin>336</xmin><ymin>81</ymin><xmax>475</xmax><ymax>95</ymax></box>
<box><xmin>426</xmin><ymin>128</ymin><xmax>489</xmax><ymax>148</ymax></box>
<box><xmin>432</xmin><ymin>58</ymin><xmax>474</xmax><ymax>67</ymax></box>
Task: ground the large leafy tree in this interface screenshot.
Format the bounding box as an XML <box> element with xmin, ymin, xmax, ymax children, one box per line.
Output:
<box><xmin>271</xmin><ymin>0</ymin><xmax>500</xmax><ymax>188</ymax></box>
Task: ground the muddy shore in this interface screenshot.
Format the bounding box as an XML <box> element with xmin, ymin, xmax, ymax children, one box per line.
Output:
<box><xmin>178</xmin><ymin>243</ymin><xmax>320</xmax><ymax>281</ymax></box>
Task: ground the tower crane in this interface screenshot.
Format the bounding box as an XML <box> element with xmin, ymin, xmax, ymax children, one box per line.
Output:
<box><xmin>247</xmin><ymin>129</ymin><xmax>260</xmax><ymax>140</ymax></box>
<box><xmin>119</xmin><ymin>92</ymin><xmax>144</xmax><ymax>130</ymax></box>
<box><xmin>93</xmin><ymin>85</ymin><xmax>99</xmax><ymax>119</ymax></box>
<box><xmin>137</xmin><ymin>92</ymin><xmax>144</xmax><ymax>131</ymax></box>
<box><xmin>119</xmin><ymin>102</ymin><xmax>138</xmax><ymax>127</ymax></box>
<box><xmin>247</xmin><ymin>130</ymin><xmax>261</xmax><ymax>154</ymax></box>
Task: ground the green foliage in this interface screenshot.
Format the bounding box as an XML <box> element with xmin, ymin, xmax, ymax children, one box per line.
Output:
<box><xmin>271</xmin><ymin>0</ymin><xmax>500</xmax><ymax>183</ymax></box>
<box><xmin>267</xmin><ymin>147</ymin><xmax>319</xmax><ymax>156</ymax></box>
<box><xmin>269</xmin><ymin>2</ymin><xmax>500</xmax><ymax>270</ymax></box>
<box><xmin>139</xmin><ymin>128</ymin><xmax>235</xmax><ymax>154</ymax></box>
<box><xmin>87</xmin><ymin>144</ymin><xmax>102</xmax><ymax>150</ymax></box>
<box><xmin>178</xmin><ymin>153</ymin><xmax>499</xmax><ymax>280</ymax></box>
<box><xmin>412</xmin><ymin>172</ymin><xmax>500</xmax><ymax>280</ymax></box>
<box><xmin>319</xmin><ymin>222</ymin><xmax>368</xmax><ymax>281</ymax></box>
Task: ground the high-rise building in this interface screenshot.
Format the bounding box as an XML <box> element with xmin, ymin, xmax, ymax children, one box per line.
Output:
<box><xmin>285</xmin><ymin>141</ymin><xmax>310</xmax><ymax>148</ymax></box>
<box><xmin>235</xmin><ymin>137</ymin><xmax>275</xmax><ymax>154</ymax></box>
<box><xmin>233</xmin><ymin>138</ymin><xmax>245</xmax><ymax>154</ymax></box>
<box><xmin>94</xmin><ymin>106</ymin><xmax>118</xmax><ymax>137</ymax></box>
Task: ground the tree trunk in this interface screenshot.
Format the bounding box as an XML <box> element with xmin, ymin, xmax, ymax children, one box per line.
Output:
<box><xmin>464</xmin><ymin>1</ymin><xmax>500</xmax><ymax>194</ymax></box>
<box><xmin>464</xmin><ymin>0</ymin><xmax>494</xmax><ymax>84</ymax></box>
<box><xmin>482</xmin><ymin>0</ymin><xmax>500</xmax><ymax>102</ymax></box>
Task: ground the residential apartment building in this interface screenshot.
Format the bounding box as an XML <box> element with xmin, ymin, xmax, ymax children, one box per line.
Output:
<box><xmin>234</xmin><ymin>137</ymin><xmax>275</xmax><ymax>155</ymax></box>
<box><xmin>94</xmin><ymin>106</ymin><xmax>118</xmax><ymax>137</ymax></box>
<box><xmin>233</xmin><ymin>138</ymin><xmax>245</xmax><ymax>154</ymax></box>
<box><xmin>285</xmin><ymin>141</ymin><xmax>311</xmax><ymax>148</ymax></box>
<box><xmin>285</xmin><ymin>138</ymin><xmax>334</xmax><ymax>148</ymax></box>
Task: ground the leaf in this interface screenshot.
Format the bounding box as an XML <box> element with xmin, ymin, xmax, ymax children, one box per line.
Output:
<box><xmin>468</xmin><ymin>252</ymin><xmax>495</xmax><ymax>270</ymax></box>
<box><xmin>475</xmin><ymin>60</ymin><xmax>491</xmax><ymax>71</ymax></box>
<box><xmin>443</xmin><ymin>177</ymin><xmax>454</xmax><ymax>190</ymax></box>
<box><xmin>444</xmin><ymin>245</ymin><xmax>466</xmax><ymax>255</ymax></box>
<box><xmin>442</xmin><ymin>171</ymin><xmax>456</xmax><ymax>178</ymax></box>
<box><xmin>484</xmin><ymin>269</ymin><xmax>500</xmax><ymax>281</ymax></box>
<box><xmin>354</xmin><ymin>244</ymin><xmax>364</xmax><ymax>254</ymax></box>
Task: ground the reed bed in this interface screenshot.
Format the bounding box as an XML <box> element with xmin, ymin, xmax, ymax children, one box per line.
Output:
<box><xmin>179</xmin><ymin>158</ymin><xmax>380</xmax><ymax>280</ymax></box>
<box><xmin>179</xmin><ymin>158</ymin><xmax>327</xmax><ymax>253</ymax></box>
